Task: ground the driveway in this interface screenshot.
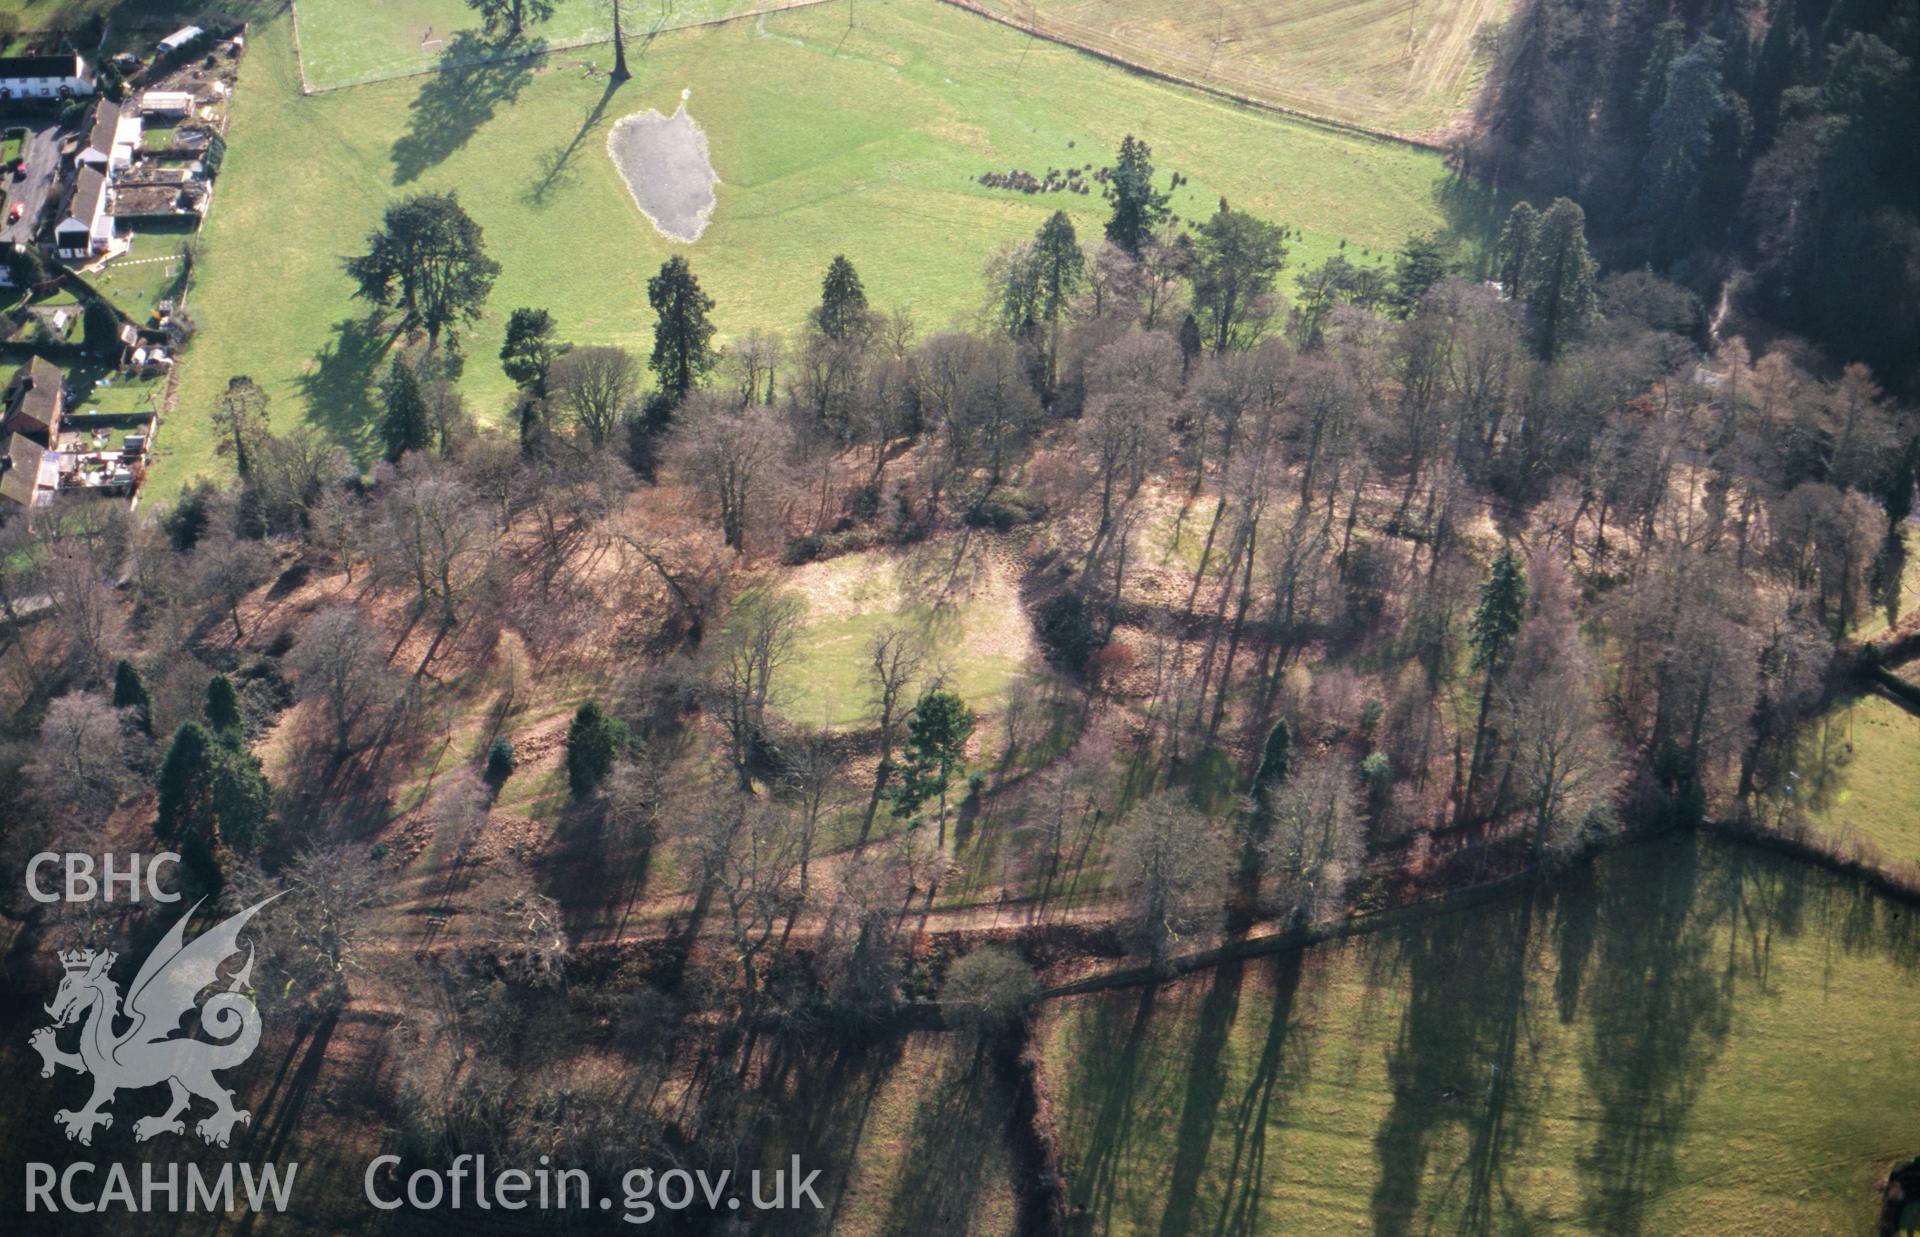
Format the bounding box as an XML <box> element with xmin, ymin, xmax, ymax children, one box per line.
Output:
<box><xmin>1</xmin><ymin>118</ymin><xmax>68</xmax><ymax>245</ymax></box>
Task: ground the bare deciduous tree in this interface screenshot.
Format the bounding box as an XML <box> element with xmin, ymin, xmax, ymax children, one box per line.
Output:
<box><xmin>666</xmin><ymin>394</ymin><xmax>795</xmax><ymax>552</ymax></box>
<box><xmin>1108</xmin><ymin>790</ymin><xmax>1229</xmax><ymax>969</ymax></box>
<box><xmin>1258</xmin><ymin>750</ymin><xmax>1365</xmax><ymax>923</ymax></box>
<box><xmin>680</xmin><ymin>788</ymin><xmax>805</xmax><ymax>996</ymax></box>
<box><xmin>708</xmin><ymin>589</ymin><xmax>805</xmax><ymax>786</ymax></box>
<box><xmin>375</xmin><ymin>458</ymin><xmax>500</xmax><ymax>633</ymax></box>
<box><xmin>226</xmin><ymin>843</ymin><xmax>390</xmax><ymax>1013</ymax></box>
<box><xmin>30</xmin><ymin>692</ymin><xmax>132</xmax><ymax>830</ymax></box>
<box><xmin>547</xmin><ymin>345</ymin><xmax>640</xmax><ymax>448</ymax></box>
<box><xmin>289</xmin><ymin>606</ymin><xmax>397</xmax><ymax>762</ymax></box>
<box><xmin>860</xmin><ymin>625</ymin><xmax>926</xmax><ymax>840</ymax></box>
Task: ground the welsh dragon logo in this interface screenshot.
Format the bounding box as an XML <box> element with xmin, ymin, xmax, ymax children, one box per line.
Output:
<box><xmin>29</xmin><ymin>895</ymin><xmax>279</xmax><ymax>1148</ymax></box>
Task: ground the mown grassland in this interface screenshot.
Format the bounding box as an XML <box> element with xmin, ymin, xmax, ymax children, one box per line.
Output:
<box><xmin>163</xmin><ymin>0</ymin><xmax>1486</xmax><ymax>494</ymax></box>
<box><xmin>1793</xmin><ymin>689</ymin><xmax>1920</xmax><ymax>868</ymax></box>
<box><xmin>292</xmin><ymin>0</ymin><xmax>795</xmax><ymax>91</ymax></box>
<box><xmin>966</xmin><ymin>0</ymin><xmax>1508</xmax><ymax>135</ymax></box>
<box><xmin>1039</xmin><ymin>832</ymin><xmax>1920</xmax><ymax>1235</ymax></box>
<box><xmin>759</xmin><ymin>1030</ymin><xmax>1020</xmax><ymax>1234</ymax></box>
<box><xmin>778</xmin><ymin>534</ymin><xmax>1041</xmax><ymax>730</ymax></box>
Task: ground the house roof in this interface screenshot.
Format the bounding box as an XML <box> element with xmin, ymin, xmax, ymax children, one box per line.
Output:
<box><xmin>85</xmin><ymin>100</ymin><xmax>120</xmax><ymax>155</ymax></box>
<box><xmin>0</xmin><ymin>432</ymin><xmax>56</xmax><ymax>505</ymax></box>
<box><xmin>62</xmin><ymin>166</ymin><xmax>106</xmax><ymax>229</ymax></box>
<box><xmin>7</xmin><ymin>356</ymin><xmax>65</xmax><ymax>437</ymax></box>
<box><xmin>0</xmin><ymin>54</ymin><xmax>85</xmax><ymax>80</ymax></box>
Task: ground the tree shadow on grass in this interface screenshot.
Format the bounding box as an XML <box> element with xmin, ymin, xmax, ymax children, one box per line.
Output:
<box><xmin>523</xmin><ymin>76</ymin><xmax>625</xmax><ymax>208</ymax></box>
<box><xmin>296</xmin><ymin>311</ymin><xmax>401</xmax><ymax>461</ymax></box>
<box><xmin>1368</xmin><ymin>889</ymin><xmax>1538</xmax><ymax>1235</ymax></box>
<box><xmin>392</xmin><ymin>31</ymin><xmax>546</xmax><ymax>186</ymax></box>
<box><xmin>1068</xmin><ymin>984</ymin><xmax>1163</xmax><ymax>1222</ymax></box>
<box><xmin>755</xmin><ymin>1033</ymin><xmax>907</xmax><ymax>1230</ymax></box>
<box><xmin>1432</xmin><ymin>169</ymin><xmax>1510</xmax><ymax>273</ymax></box>
<box><xmin>879</xmin><ymin>1041</ymin><xmax>1016</xmax><ymax>1234</ymax></box>
<box><xmin>1214</xmin><ymin>951</ymin><xmax>1306</xmax><ymax>1236</ymax></box>
<box><xmin>1158</xmin><ymin>958</ymin><xmax>1245</xmax><ymax>1235</ymax></box>
<box><xmin>1574</xmin><ymin>834</ymin><xmax>1731</xmax><ymax>1232</ymax></box>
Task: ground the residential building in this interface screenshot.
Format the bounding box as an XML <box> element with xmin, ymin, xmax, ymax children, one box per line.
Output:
<box><xmin>53</xmin><ymin>166</ymin><xmax>110</xmax><ymax>259</ymax></box>
<box><xmin>3</xmin><ymin>356</ymin><xmax>66</xmax><ymax>443</ymax></box>
<box><xmin>0</xmin><ymin>52</ymin><xmax>94</xmax><ymax>100</ymax></box>
<box><xmin>76</xmin><ymin>99</ymin><xmax>143</xmax><ymax>172</ymax></box>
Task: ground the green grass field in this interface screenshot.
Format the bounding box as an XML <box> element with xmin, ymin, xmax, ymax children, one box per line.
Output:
<box><xmin>1793</xmin><ymin>689</ymin><xmax>1920</xmax><ymax>868</ymax></box>
<box><xmin>968</xmin><ymin>0</ymin><xmax>1506</xmax><ymax>136</ymax></box>
<box><xmin>164</xmin><ymin>0</ymin><xmax>1486</xmax><ymax>495</ymax></box>
<box><xmin>1040</xmin><ymin>832</ymin><xmax>1920</xmax><ymax>1234</ymax></box>
<box><xmin>760</xmin><ymin>1030</ymin><xmax>1020</xmax><ymax>1234</ymax></box>
<box><xmin>779</xmin><ymin>535</ymin><xmax>1040</xmax><ymax>728</ymax></box>
<box><xmin>292</xmin><ymin>0</ymin><xmax>802</xmax><ymax>91</ymax></box>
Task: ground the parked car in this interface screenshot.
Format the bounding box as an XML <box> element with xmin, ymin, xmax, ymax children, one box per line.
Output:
<box><xmin>9</xmin><ymin>201</ymin><xmax>24</xmax><ymax>222</ymax></box>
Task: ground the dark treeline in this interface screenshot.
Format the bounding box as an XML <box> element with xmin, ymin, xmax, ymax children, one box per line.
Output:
<box><xmin>1471</xmin><ymin>0</ymin><xmax>1920</xmax><ymax>396</ymax></box>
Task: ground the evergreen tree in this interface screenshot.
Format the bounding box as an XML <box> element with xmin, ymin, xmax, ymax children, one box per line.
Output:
<box><xmin>1462</xmin><ymin>547</ymin><xmax>1529</xmax><ymax>823</ymax></box>
<box><xmin>486</xmin><ymin>736</ymin><xmax>517</xmax><ymax>786</ymax></box>
<box><xmin>566</xmin><ymin>702</ymin><xmax>621</xmax><ymax>799</ymax></box>
<box><xmin>345</xmin><ymin>193</ymin><xmax>499</xmax><ymax>350</ymax></box>
<box><xmin>1388</xmin><ymin>232</ymin><xmax>1454</xmax><ymax>316</ymax></box>
<box><xmin>817</xmin><ymin>255</ymin><xmax>869</xmax><ymax>341</ymax></box>
<box><xmin>156</xmin><ymin>721</ymin><xmax>215</xmax><ymax>846</ymax></box>
<box><xmin>891</xmin><ymin>689</ymin><xmax>976</xmax><ymax>846</ymax></box>
<box><xmin>1520</xmin><ymin>198</ymin><xmax>1598</xmax><ymax>359</ymax></box>
<box><xmin>1470</xmin><ymin>547</ymin><xmax>1528</xmax><ymax>671</ymax></box>
<box><xmin>1635</xmin><ymin>38</ymin><xmax>1726</xmax><ymax>259</ymax></box>
<box><xmin>113</xmin><ymin>659</ymin><xmax>152</xmax><ymax>735</ymax></box>
<box><xmin>501</xmin><ymin>307</ymin><xmax>561</xmax><ymax>395</ymax></box>
<box><xmin>1103</xmin><ymin>134</ymin><xmax>1170</xmax><ymax>256</ymax></box>
<box><xmin>1634</xmin><ymin>20</ymin><xmax>1689</xmax><ymax>125</ymax></box>
<box><xmin>1001</xmin><ymin>212</ymin><xmax>1085</xmax><ymax>394</ymax></box>
<box><xmin>1032</xmin><ymin>211</ymin><xmax>1085</xmax><ymax>327</ymax></box>
<box><xmin>1177</xmin><ymin>312</ymin><xmax>1202</xmax><ymax>376</ymax></box>
<box><xmin>155</xmin><ymin>721</ymin><xmax>269</xmax><ymax>882</ymax></box>
<box><xmin>1751</xmin><ymin>0</ymin><xmax>1806</xmax><ymax>140</ymax></box>
<box><xmin>464</xmin><ymin>0</ymin><xmax>555</xmax><ymax>39</ymax></box>
<box><xmin>205</xmin><ymin>674</ymin><xmax>242</xmax><ymax>735</ymax></box>
<box><xmin>379</xmin><ymin>357</ymin><xmax>433</xmax><ymax>462</ymax></box>
<box><xmin>1493</xmin><ymin>200</ymin><xmax>1539</xmax><ymax>295</ymax></box>
<box><xmin>210</xmin><ymin>746</ymin><xmax>272</xmax><ymax>854</ymax></box>
<box><xmin>1251</xmin><ymin>718</ymin><xmax>1293</xmax><ymax>795</ymax></box>
<box><xmin>1190</xmin><ymin>200</ymin><xmax>1288</xmax><ymax>354</ymax></box>
<box><xmin>647</xmin><ymin>256</ymin><xmax>717</xmax><ymax>405</ymax></box>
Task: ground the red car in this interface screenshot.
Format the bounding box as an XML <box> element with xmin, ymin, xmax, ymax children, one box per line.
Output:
<box><xmin>7</xmin><ymin>202</ymin><xmax>22</xmax><ymax>222</ymax></box>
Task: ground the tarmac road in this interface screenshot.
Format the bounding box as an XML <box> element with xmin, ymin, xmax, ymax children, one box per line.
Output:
<box><xmin>1</xmin><ymin>119</ymin><xmax>68</xmax><ymax>246</ymax></box>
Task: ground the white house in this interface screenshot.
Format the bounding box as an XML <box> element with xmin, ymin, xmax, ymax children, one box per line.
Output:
<box><xmin>76</xmin><ymin>100</ymin><xmax>142</xmax><ymax>172</ymax></box>
<box><xmin>54</xmin><ymin>166</ymin><xmax>111</xmax><ymax>259</ymax></box>
<box><xmin>0</xmin><ymin>53</ymin><xmax>94</xmax><ymax>100</ymax></box>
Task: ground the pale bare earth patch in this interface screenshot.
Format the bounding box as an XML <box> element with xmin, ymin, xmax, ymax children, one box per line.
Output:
<box><xmin>607</xmin><ymin>90</ymin><xmax>719</xmax><ymax>243</ymax></box>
